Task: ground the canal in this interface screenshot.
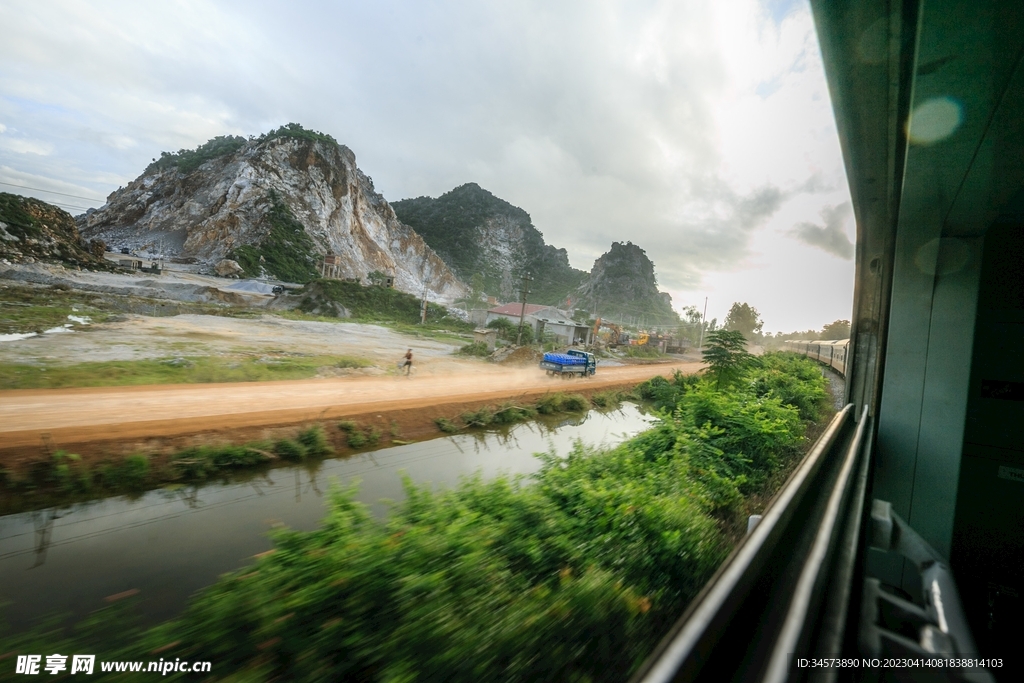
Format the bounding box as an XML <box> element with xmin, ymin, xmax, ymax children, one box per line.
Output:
<box><xmin>0</xmin><ymin>403</ymin><xmax>655</xmax><ymax>630</ymax></box>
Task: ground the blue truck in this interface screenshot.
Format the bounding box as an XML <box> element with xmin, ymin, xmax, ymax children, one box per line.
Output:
<box><xmin>539</xmin><ymin>349</ymin><xmax>597</xmax><ymax>378</ymax></box>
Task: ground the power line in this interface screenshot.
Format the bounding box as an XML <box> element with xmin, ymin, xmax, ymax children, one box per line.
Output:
<box><xmin>0</xmin><ymin>180</ymin><xmax>105</xmax><ymax>203</ymax></box>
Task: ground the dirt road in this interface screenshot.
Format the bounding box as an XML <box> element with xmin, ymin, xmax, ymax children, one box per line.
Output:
<box><xmin>0</xmin><ymin>361</ymin><xmax>702</xmax><ymax>461</ymax></box>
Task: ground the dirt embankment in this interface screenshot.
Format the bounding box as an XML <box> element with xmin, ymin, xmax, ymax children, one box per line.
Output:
<box><xmin>0</xmin><ymin>362</ymin><xmax>702</xmax><ymax>468</ymax></box>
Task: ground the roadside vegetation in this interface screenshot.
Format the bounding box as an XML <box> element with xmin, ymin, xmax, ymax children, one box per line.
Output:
<box><xmin>1</xmin><ymin>349</ymin><xmax>832</xmax><ymax>681</ymax></box>
<box><xmin>623</xmin><ymin>345</ymin><xmax>666</xmax><ymax>359</ymax></box>
<box><xmin>297</xmin><ymin>278</ymin><xmax>473</xmax><ymax>332</ymax></box>
<box><xmin>0</xmin><ymin>353</ymin><xmax>370</xmax><ymax>390</ymax></box>
<box><xmin>0</xmin><ymin>425</ymin><xmax>331</xmax><ymax>515</ymax></box>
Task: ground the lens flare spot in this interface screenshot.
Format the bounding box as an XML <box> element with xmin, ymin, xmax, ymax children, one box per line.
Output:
<box><xmin>908</xmin><ymin>97</ymin><xmax>963</xmax><ymax>144</ymax></box>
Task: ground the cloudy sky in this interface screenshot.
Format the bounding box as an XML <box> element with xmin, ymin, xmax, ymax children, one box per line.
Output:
<box><xmin>0</xmin><ymin>0</ymin><xmax>854</xmax><ymax>333</ymax></box>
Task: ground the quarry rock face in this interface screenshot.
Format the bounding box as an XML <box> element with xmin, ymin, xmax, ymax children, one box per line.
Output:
<box><xmin>78</xmin><ymin>132</ymin><xmax>467</xmax><ymax>302</ymax></box>
<box><xmin>0</xmin><ymin>192</ymin><xmax>112</xmax><ymax>269</ymax></box>
<box><xmin>391</xmin><ymin>183</ymin><xmax>586</xmax><ymax>305</ymax></box>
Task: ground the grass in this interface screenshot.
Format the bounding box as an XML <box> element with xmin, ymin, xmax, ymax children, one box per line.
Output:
<box><xmin>0</xmin><ymin>284</ymin><xmax>113</xmax><ymax>334</ymax></box>
<box><xmin>624</xmin><ymin>346</ymin><xmax>667</xmax><ymax>359</ymax></box>
<box><xmin>440</xmin><ymin>392</ymin><xmax>600</xmax><ymax>433</ymax></box>
<box><xmin>0</xmin><ymin>354</ymin><xmax>371</xmax><ymax>390</ymax></box>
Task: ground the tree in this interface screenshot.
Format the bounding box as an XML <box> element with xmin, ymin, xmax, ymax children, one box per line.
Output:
<box><xmin>367</xmin><ymin>270</ymin><xmax>388</xmax><ymax>286</ymax></box>
<box><xmin>723</xmin><ymin>302</ymin><xmax>763</xmax><ymax>338</ymax></box>
<box><xmin>470</xmin><ymin>273</ymin><xmax>486</xmax><ymax>307</ymax></box>
<box><xmin>487</xmin><ymin>316</ymin><xmax>535</xmax><ymax>344</ymax></box>
<box><xmin>702</xmin><ymin>329</ymin><xmax>753</xmax><ymax>388</ymax></box>
<box><xmin>820</xmin><ymin>319</ymin><xmax>851</xmax><ymax>340</ymax></box>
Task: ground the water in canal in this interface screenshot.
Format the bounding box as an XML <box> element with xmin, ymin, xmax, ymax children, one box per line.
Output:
<box><xmin>0</xmin><ymin>403</ymin><xmax>655</xmax><ymax>630</ymax></box>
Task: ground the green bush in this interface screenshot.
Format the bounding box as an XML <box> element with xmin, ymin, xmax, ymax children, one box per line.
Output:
<box><xmin>98</xmin><ymin>454</ymin><xmax>150</xmax><ymax>490</ymax></box>
<box><xmin>297</xmin><ymin>425</ymin><xmax>333</xmax><ymax>456</ymax></box>
<box><xmin>638</xmin><ymin>370</ymin><xmax>700</xmax><ymax>411</ymax></box>
<box><xmin>560</xmin><ymin>393</ymin><xmax>590</xmax><ymax>412</ymax></box>
<box><xmin>457</xmin><ymin>341</ymin><xmax>491</xmax><ymax>357</ymax></box>
<box><xmin>435</xmin><ymin>417</ymin><xmax>459</xmax><ymax>433</ymax></box>
<box><xmin>172</xmin><ymin>444</ymin><xmax>271</xmax><ymax>479</ymax></box>
<box><xmin>460</xmin><ymin>406</ymin><xmax>494</xmax><ymax>428</ymax></box>
<box><xmin>274</xmin><ymin>439</ymin><xmax>307</xmax><ymax>462</ymax></box>
<box><xmin>746</xmin><ymin>353</ymin><xmax>830</xmax><ymax>421</ymax></box>
<box><xmin>338</xmin><ymin>420</ymin><xmax>358</xmax><ymax>433</ymax></box>
<box><xmin>492</xmin><ymin>402</ymin><xmax>538</xmax><ymax>424</ymax></box>
<box><xmin>535</xmin><ymin>394</ymin><xmax>563</xmax><ymax>414</ymax></box>
<box><xmin>297</xmin><ymin>279</ymin><xmax>472</xmax><ymax>330</ymax></box>
<box><xmin>345</xmin><ymin>429</ymin><xmax>367</xmax><ymax>448</ymax></box>
<box><xmin>230</xmin><ymin>190</ymin><xmax>320</xmax><ymax>283</ymax></box>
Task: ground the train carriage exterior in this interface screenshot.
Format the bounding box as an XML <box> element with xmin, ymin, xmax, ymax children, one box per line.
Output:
<box><xmin>783</xmin><ymin>338</ymin><xmax>850</xmax><ymax>377</ymax></box>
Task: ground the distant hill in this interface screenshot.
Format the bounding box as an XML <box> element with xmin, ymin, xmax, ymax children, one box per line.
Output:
<box><xmin>576</xmin><ymin>241</ymin><xmax>679</xmax><ymax>326</ymax></box>
<box><xmin>392</xmin><ymin>183</ymin><xmax>587</xmax><ymax>305</ymax></box>
<box><xmin>0</xmin><ymin>192</ymin><xmax>114</xmax><ymax>270</ymax></box>
<box><xmin>78</xmin><ymin>124</ymin><xmax>466</xmax><ymax>301</ymax></box>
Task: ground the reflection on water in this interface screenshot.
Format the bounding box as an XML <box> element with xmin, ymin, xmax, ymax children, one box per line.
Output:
<box><xmin>0</xmin><ymin>404</ymin><xmax>654</xmax><ymax>629</ymax></box>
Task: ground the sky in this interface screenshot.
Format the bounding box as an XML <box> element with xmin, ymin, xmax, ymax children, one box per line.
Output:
<box><xmin>0</xmin><ymin>0</ymin><xmax>855</xmax><ymax>333</ymax></box>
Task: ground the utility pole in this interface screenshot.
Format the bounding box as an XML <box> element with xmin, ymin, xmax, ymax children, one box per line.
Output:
<box><xmin>516</xmin><ymin>272</ymin><xmax>533</xmax><ymax>346</ymax></box>
<box><xmin>697</xmin><ymin>296</ymin><xmax>708</xmax><ymax>351</ymax></box>
<box><xmin>420</xmin><ymin>287</ymin><xmax>428</xmax><ymax>325</ymax></box>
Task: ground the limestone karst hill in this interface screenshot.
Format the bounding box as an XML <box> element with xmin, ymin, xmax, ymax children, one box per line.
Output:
<box><xmin>392</xmin><ymin>183</ymin><xmax>586</xmax><ymax>305</ymax></box>
<box><xmin>78</xmin><ymin>125</ymin><xmax>466</xmax><ymax>301</ymax></box>
<box><xmin>576</xmin><ymin>241</ymin><xmax>680</xmax><ymax>326</ymax></box>
<box><xmin>1</xmin><ymin>192</ymin><xmax>114</xmax><ymax>270</ymax></box>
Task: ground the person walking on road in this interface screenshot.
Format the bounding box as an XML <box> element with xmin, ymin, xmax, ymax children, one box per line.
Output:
<box><xmin>401</xmin><ymin>348</ymin><xmax>413</xmax><ymax>376</ymax></box>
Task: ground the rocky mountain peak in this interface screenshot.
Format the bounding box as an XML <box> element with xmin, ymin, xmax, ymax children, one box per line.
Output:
<box><xmin>78</xmin><ymin>125</ymin><xmax>466</xmax><ymax>301</ymax></box>
<box><xmin>391</xmin><ymin>183</ymin><xmax>586</xmax><ymax>304</ymax></box>
<box><xmin>577</xmin><ymin>241</ymin><xmax>679</xmax><ymax>325</ymax></box>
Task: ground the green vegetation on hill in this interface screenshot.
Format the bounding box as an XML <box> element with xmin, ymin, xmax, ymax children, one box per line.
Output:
<box><xmin>578</xmin><ymin>241</ymin><xmax>679</xmax><ymax>325</ymax></box>
<box><xmin>144</xmin><ymin>124</ymin><xmax>339</xmax><ymax>176</ymax></box>
<box><xmin>0</xmin><ymin>193</ymin><xmax>116</xmax><ymax>269</ymax></box>
<box><xmin>145</xmin><ymin>135</ymin><xmax>248</xmax><ymax>175</ymax></box>
<box><xmin>2</xmin><ymin>353</ymin><xmax>830</xmax><ymax>681</ymax></box>
<box><xmin>231</xmin><ymin>190</ymin><xmax>320</xmax><ymax>283</ymax></box>
<box><xmin>298</xmin><ymin>278</ymin><xmax>473</xmax><ymax>331</ymax></box>
<box><xmin>392</xmin><ymin>183</ymin><xmax>587</xmax><ymax>305</ymax></box>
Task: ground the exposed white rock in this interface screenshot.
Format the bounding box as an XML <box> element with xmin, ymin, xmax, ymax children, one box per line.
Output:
<box><xmin>215</xmin><ymin>259</ymin><xmax>244</xmax><ymax>278</ymax></box>
<box><xmin>79</xmin><ymin>135</ymin><xmax>467</xmax><ymax>303</ymax></box>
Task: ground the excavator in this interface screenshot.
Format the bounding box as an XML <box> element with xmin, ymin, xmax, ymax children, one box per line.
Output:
<box><xmin>590</xmin><ymin>318</ymin><xmax>627</xmax><ymax>347</ymax></box>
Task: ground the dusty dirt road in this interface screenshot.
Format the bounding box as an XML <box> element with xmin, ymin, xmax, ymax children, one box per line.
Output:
<box><xmin>0</xmin><ymin>361</ymin><xmax>702</xmax><ymax>463</ymax></box>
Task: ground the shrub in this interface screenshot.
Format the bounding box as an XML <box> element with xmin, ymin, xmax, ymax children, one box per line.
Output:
<box><xmin>346</xmin><ymin>429</ymin><xmax>367</xmax><ymax>448</ymax></box>
<box><xmin>274</xmin><ymin>439</ymin><xmax>307</xmax><ymax>462</ymax></box>
<box><xmin>492</xmin><ymin>402</ymin><xmax>537</xmax><ymax>424</ymax></box>
<box><xmin>98</xmin><ymin>454</ymin><xmax>150</xmax><ymax>490</ymax></box>
<box><xmin>297</xmin><ymin>425</ymin><xmax>333</xmax><ymax>456</ymax></box>
<box><xmin>460</xmin><ymin>407</ymin><xmax>494</xmax><ymax>428</ymax></box>
<box><xmin>560</xmin><ymin>394</ymin><xmax>590</xmax><ymax>412</ymax></box>
<box><xmin>457</xmin><ymin>341</ymin><xmax>491</xmax><ymax>357</ymax></box>
<box><xmin>535</xmin><ymin>394</ymin><xmax>563</xmax><ymax>414</ymax></box>
<box><xmin>435</xmin><ymin>417</ymin><xmax>459</xmax><ymax>433</ymax></box>
<box><xmin>590</xmin><ymin>390</ymin><xmax>622</xmax><ymax>408</ymax></box>
<box><xmin>338</xmin><ymin>420</ymin><xmax>358</xmax><ymax>433</ymax></box>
